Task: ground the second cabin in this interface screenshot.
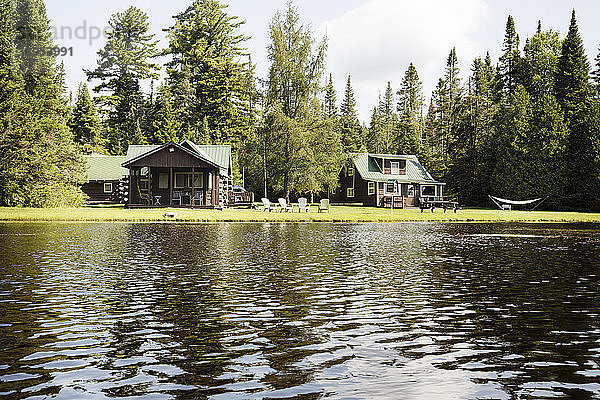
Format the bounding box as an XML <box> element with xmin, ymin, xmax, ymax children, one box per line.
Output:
<box><xmin>331</xmin><ymin>153</ymin><xmax>446</xmax><ymax>208</ymax></box>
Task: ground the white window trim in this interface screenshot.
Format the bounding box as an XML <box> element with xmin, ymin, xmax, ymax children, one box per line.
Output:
<box><xmin>348</xmin><ymin>167</ymin><xmax>354</xmax><ymax>177</ymax></box>
<box><xmin>368</xmin><ymin>182</ymin><xmax>375</xmax><ymax>195</ymax></box>
<box><xmin>347</xmin><ymin>188</ymin><xmax>355</xmax><ymax>198</ymax></box>
<box><xmin>390</xmin><ymin>161</ymin><xmax>399</xmax><ymax>175</ymax></box>
<box><xmin>103</xmin><ymin>182</ymin><xmax>113</xmax><ymax>193</ymax></box>
<box><xmin>386</xmin><ymin>182</ymin><xmax>396</xmax><ymax>194</ymax></box>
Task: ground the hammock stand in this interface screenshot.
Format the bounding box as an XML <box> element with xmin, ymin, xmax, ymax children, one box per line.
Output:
<box><xmin>488</xmin><ymin>195</ymin><xmax>548</xmax><ymax>211</ymax></box>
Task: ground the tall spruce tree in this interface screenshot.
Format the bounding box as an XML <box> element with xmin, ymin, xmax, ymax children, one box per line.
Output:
<box><xmin>499</xmin><ymin>15</ymin><xmax>522</xmax><ymax>94</ymax></box>
<box><xmin>323</xmin><ymin>73</ymin><xmax>337</xmax><ymax>118</ymax></box>
<box><xmin>555</xmin><ymin>10</ymin><xmax>600</xmax><ymax>209</ymax></box>
<box><xmin>70</xmin><ymin>83</ymin><xmax>102</xmax><ymax>151</ymax></box>
<box><xmin>339</xmin><ymin>75</ymin><xmax>363</xmax><ymax>152</ymax></box>
<box><xmin>396</xmin><ymin>63</ymin><xmax>424</xmax><ymax>154</ymax></box>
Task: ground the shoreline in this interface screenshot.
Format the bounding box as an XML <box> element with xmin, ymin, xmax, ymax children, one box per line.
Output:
<box><xmin>2</xmin><ymin>206</ymin><xmax>600</xmax><ymax>224</ymax></box>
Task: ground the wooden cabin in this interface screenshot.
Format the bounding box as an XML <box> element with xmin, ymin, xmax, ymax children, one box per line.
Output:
<box><xmin>331</xmin><ymin>153</ymin><xmax>446</xmax><ymax>208</ymax></box>
<box><xmin>121</xmin><ymin>141</ymin><xmax>232</xmax><ymax>208</ymax></box>
<box><xmin>82</xmin><ymin>155</ymin><xmax>127</xmax><ymax>204</ymax></box>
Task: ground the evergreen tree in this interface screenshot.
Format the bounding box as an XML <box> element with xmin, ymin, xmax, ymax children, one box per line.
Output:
<box><xmin>396</xmin><ymin>63</ymin><xmax>424</xmax><ymax>154</ymax></box>
<box><xmin>323</xmin><ymin>73</ymin><xmax>337</xmax><ymax>118</ymax></box>
<box><xmin>555</xmin><ymin>10</ymin><xmax>600</xmax><ymax>209</ymax></box>
<box><xmin>166</xmin><ymin>0</ymin><xmax>256</xmax><ymax>148</ymax></box>
<box><xmin>70</xmin><ymin>83</ymin><xmax>102</xmax><ymax>152</ymax></box>
<box><xmin>0</xmin><ymin>0</ymin><xmax>85</xmax><ymax>207</ymax></box>
<box><xmin>86</xmin><ymin>6</ymin><xmax>159</xmax><ymax>154</ymax></box>
<box><xmin>369</xmin><ymin>82</ymin><xmax>396</xmax><ymax>154</ymax></box>
<box><xmin>499</xmin><ymin>15</ymin><xmax>522</xmax><ymax>94</ymax></box>
<box><xmin>149</xmin><ymin>85</ymin><xmax>182</xmax><ymax>144</ymax></box>
<box><xmin>339</xmin><ymin>74</ymin><xmax>364</xmax><ymax>152</ymax></box>
<box><xmin>0</xmin><ymin>0</ymin><xmax>13</xmax><ymax>70</ymax></box>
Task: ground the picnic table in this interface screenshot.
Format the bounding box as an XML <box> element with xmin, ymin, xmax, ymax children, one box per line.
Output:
<box><xmin>419</xmin><ymin>197</ymin><xmax>459</xmax><ymax>213</ymax></box>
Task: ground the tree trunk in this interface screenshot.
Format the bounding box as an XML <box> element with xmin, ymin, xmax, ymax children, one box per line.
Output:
<box><xmin>284</xmin><ymin>131</ymin><xmax>290</xmax><ymax>203</ymax></box>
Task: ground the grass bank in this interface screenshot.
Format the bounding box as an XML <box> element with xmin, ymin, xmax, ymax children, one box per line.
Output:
<box><xmin>1</xmin><ymin>205</ymin><xmax>600</xmax><ymax>223</ymax></box>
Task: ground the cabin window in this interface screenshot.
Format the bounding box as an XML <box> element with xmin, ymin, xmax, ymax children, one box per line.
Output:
<box><xmin>386</xmin><ymin>182</ymin><xmax>396</xmax><ymax>193</ymax></box>
<box><xmin>368</xmin><ymin>182</ymin><xmax>375</xmax><ymax>195</ymax></box>
<box><xmin>159</xmin><ymin>173</ymin><xmax>169</xmax><ymax>189</ymax></box>
<box><xmin>422</xmin><ymin>186</ymin><xmax>435</xmax><ymax>196</ymax></box>
<box><xmin>139</xmin><ymin>179</ymin><xmax>148</xmax><ymax>191</ymax></box>
<box><xmin>175</xmin><ymin>173</ymin><xmax>188</xmax><ymax>188</ymax></box>
<box><xmin>407</xmin><ymin>185</ymin><xmax>415</xmax><ymax>197</ymax></box>
<box><xmin>193</xmin><ymin>173</ymin><xmax>204</xmax><ymax>188</ymax></box>
<box><xmin>391</xmin><ymin>162</ymin><xmax>399</xmax><ymax>175</ymax></box>
<box><xmin>348</xmin><ymin>167</ymin><xmax>354</xmax><ymax>177</ymax></box>
<box><xmin>347</xmin><ymin>188</ymin><xmax>355</xmax><ymax>198</ymax></box>
<box><xmin>103</xmin><ymin>182</ymin><xmax>113</xmax><ymax>193</ymax></box>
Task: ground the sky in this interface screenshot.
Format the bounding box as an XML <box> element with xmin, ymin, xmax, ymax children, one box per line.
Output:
<box><xmin>45</xmin><ymin>0</ymin><xmax>600</xmax><ymax>124</ymax></box>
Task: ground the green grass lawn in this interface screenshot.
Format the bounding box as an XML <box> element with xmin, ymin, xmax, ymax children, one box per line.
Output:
<box><xmin>1</xmin><ymin>205</ymin><xmax>600</xmax><ymax>223</ymax></box>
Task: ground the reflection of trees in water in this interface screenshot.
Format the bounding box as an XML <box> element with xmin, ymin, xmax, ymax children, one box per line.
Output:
<box><xmin>2</xmin><ymin>222</ymin><xmax>600</xmax><ymax>399</ymax></box>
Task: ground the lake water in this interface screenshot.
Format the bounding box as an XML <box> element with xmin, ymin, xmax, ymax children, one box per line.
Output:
<box><xmin>0</xmin><ymin>222</ymin><xmax>600</xmax><ymax>399</ymax></box>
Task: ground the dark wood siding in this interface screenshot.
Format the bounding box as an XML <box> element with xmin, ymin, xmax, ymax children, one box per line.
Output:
<box><xmin>82</xmin><ymin>180</ymin><xmax>120</xmax><ymax>203</ymax></box>
<box><xmin>331</xmin><ymin>165</ymin><xmax>377</xmax><ymax>206</ymax></box>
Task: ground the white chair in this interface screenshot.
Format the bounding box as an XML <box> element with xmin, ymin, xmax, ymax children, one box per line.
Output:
<box><xmin>278</xmin><ymin>198</ymin><xmax>293</xmax><ymax>212</ymax></box>
<box><xmin>172</xmin><ymin>191</ymin><xmax>182</xmax><ymax>206</ymax></box>
<box><xmin>298</xmin><ymin>197</ymin><xmax>310</xmax><ymax>212</ymax></box>
<box><xmin>318</xmin><ymin>199</ymin><xmax>330</xmax><ymax>213</ymax></box>
<box><xmin>261</xmin><ymin>198</ymin><xmax>277</xmax><ymax>212</ymax></box>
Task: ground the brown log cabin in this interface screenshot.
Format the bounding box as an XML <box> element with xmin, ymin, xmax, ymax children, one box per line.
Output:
<box><xmin>121</xmin><ymin>141</ymin><xmax>232</xmax><ymax>208</ymax></box>
<box><xmin>82</xmin><ymin>155</ymin><xmax>126</xmax><ymax>204</ymax></box>
<box><xmin>331</xmin><ymin>153</ymin><xmax>446</xmax><ymax>208</ymax></box>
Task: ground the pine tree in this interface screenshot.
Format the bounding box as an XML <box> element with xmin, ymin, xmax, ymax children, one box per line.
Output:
<box><xmin>324</xmin><ymin>73</ymin><xmax>337</xmax><ymax>118</ymax></box>
<box><xmin>86</xmin><ymin>6</ymin><xmax>158</xmax><ymax>154</ymax></box>
<box><xmin>555</xmin><ymin>10</ymin><xmax>600</xmax><ymax>209</ymax></box>
<box><xmin>0</xmin><ymin>0</ymin><xmax>85</xmax><ymax>207</ymax></box>
<box><xmin>339</xmin><ymin>74</ymin><xmax>364</xmax><ymax>152</ymax></box>
<box><xmin>0</xmin><ymin>0</ymin><xmax>13</xmax><ymax>70</ymax></box>
<box><xmin>70</xmin><ymin>83</ymin><xmax>102</xmax><ymax>152</ymax></box>
<box><xmin>499</xmin><ymin>15</ymin><xmax>522</xmax><ymax>94</ymax></box>
<box><xmin>166</xmin><ymin>0</ymin><xmax>256</xmax><ymax>148</ymax></box>
<box><xmin>396</xmin><ymin>63</ymin><xmax>424</xmax><ymax>154</ymax></box>
<box><xmin>149</xmin><ymin>85</ymin><xmax>182</xmax><ymax>144</ymax></box>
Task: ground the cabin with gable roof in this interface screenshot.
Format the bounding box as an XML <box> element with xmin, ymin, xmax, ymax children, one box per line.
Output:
<box><xmin>331</xmin><ymin>153</ymin><xmax>446</xmax><ymax>208</ymax></box>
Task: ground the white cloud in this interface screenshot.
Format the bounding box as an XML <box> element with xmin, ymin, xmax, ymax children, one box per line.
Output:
<box><xmin>318</xmin><ymin>0</ymin><xmax>490</xmax><ymax>123</ymax></box>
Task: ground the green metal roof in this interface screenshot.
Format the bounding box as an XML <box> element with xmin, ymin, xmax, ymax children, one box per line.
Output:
<box><xmin>123</xmin><ymin>142</ymin><xmax>232</xmax><ymax>175</ymax></box>
<box><xmin>84</xmin><ymin>155</ymin><xmax>127</xmax><ymax>181</ymax></box>
<box><xmin>350</xmin><ymin>153</ymin><xmax>443</xmax><ymax>184</ymax></box>
<box><xmin>197</xmin><ymin>145</ymin><xmax>231</xmax><ymax>171</ymax></box>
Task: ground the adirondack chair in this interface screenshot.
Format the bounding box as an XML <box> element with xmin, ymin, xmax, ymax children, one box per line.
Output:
<box><xmin>278</xmin><ymin>198</ymin><xmax>293</xmax><ymax>212</ymax></box>
<box><xmin>298</xmin><ymin>197</ymin><xmax>310</xmax><ymax>213</ymax></box>
<box><xmin>318</xmin><ymin>199</ymin><xmax>330</xmax><ymax>213</ymax></box>
<box><xmin>193</xmin><ymin>191</ymin><xmax>203</xmax><ymax>206</ymax></box>
<box><xmin>261</xmin><ymin>198</ymin><xmax>277</xmax><ymax>212</ymax></box>
<box><xmin>172</xmin><ymin>191</ymin><xmax>182</xmax><ymax>206</ymax></box>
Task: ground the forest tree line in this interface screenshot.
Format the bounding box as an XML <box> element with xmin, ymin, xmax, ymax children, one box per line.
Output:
<box><xmin>1</xmin><ymin>0</ymin><xmax>600</xmax><ymax>209</ymax></box>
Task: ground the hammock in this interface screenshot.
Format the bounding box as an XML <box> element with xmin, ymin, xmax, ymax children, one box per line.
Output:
<box><xmin>488</xmin><ymin>195</ymin><xmax>547</xmax><ymax>210</ymax></box>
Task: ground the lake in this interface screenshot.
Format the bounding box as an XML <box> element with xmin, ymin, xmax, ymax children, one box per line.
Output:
<box><xmin>0</xmin><ymin>222</ymin><xmax>599</xmax><ymax>399</ymax></box>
